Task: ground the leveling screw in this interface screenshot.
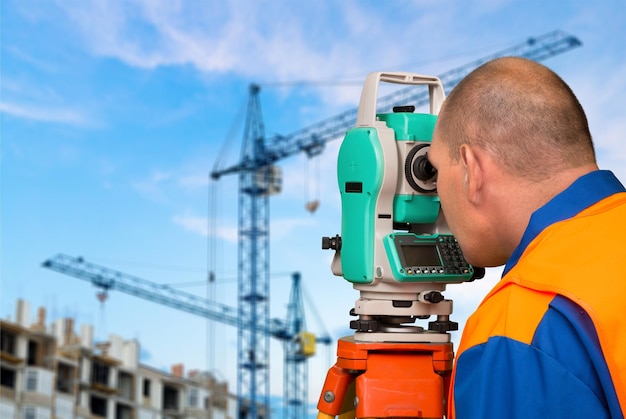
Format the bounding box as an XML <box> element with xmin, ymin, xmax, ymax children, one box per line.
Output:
<box><xmin>323</xmin><ymin>391</ymin><xmax>335</xmax><ymax>403</ymax></box>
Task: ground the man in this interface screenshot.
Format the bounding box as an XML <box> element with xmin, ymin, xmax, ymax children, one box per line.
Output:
<box><xmin>428</xmin><ymin>57</ymin><xmax>625</xmax><ymax>418</ymax></box>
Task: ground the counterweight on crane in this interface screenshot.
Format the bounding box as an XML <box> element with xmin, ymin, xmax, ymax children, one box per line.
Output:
<box><xmin>42</xmin><ymin>254</ymin><xmax>332</xmax><ymax>418</ymax></box>
<box><xmin>209</xmin><ymin>29</ymin><xmax>581</xmax><ymax>418</ymax></box>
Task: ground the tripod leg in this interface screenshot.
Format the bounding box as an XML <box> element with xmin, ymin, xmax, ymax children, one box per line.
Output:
<box><xmin>317</xmin><ymin>364</ymin><xmax>357</xmax><ymax>418</ymax></box>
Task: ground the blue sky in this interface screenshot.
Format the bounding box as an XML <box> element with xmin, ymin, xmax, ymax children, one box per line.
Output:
<box><xmin>2</xmin><ymin>0</ymin><xmax>626</xmax><ymax>416</ymax></box>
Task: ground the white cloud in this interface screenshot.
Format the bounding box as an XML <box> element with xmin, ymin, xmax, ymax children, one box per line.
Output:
<box><xmin>567</xmin><ymin>59</ymin><xmax>626</xmax><ymax>182</ymax></box>
<box><xmin>131</xmin><ymin>170</ymin><xmax>173</xmax><ymax>201</ymax></box>
<box><xmin>172</xmin><ymin>213</ymin><xmax>238</xmax><ymax>243</ymax></box>
<box><xmin>0</xmin><ymin>70</ymin><xmax>95</xmax><ymax>127</ymax></box>
<box><xmin>50</xmin><ymin>0</ymin><xmax>453</xmax><ymax>108</ymax></box>
<box><xmin>172</xmin><ymin>211</ymin><xmax>316</xmax><ymax>243</ymax></box>
<box><xmin>596</xmin><ymin>117</ymin><xmax>626</xmax><ymax>183</ymax></box>
<box><xmin>270</xmin><ymin>216</ymin><xmax>317</xmax><ymax>240</ymax></box>
<box><xmin>54</xmin><ymin>0</ymin><xmax>270</xmax><ymax>72</ymax></box>
<box><xmin>0</xmin><ymin>101</ymin><xmax>89</xmax><ymax>125</ymax></box>
<box><xmin>178</xmin><ymin>173</ymin><xmax>210</xmax><ymax>189</ymax></box>
<box><xmin>172</xmin><ymin>213</ymin><xmax>209</xmax><ymax>236</ymax></box>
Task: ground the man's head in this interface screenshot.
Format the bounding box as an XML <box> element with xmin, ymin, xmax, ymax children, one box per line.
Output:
<box><xmin>429</xmin><ymin>56</ymin><xmax>598</xmax><ymax>267</ymax></box>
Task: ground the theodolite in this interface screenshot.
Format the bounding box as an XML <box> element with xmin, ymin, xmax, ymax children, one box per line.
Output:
<box><xmin>318</xmin><ymin>72</ymin><xmax>483</xmax><ymax>419</ymax></box>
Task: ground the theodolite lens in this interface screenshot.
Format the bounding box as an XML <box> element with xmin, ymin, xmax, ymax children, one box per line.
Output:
<box><xmin>404</xmin><ymin>144</ymin><xmax>437</xmax><ymax>193</ymax></box>
<box><xmin>413</xmin><ymin>155</ymin><xmax>437</xmax><ymax>181</ymax></box>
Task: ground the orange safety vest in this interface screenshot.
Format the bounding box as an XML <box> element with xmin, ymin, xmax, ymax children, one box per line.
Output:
<box><xmin>448</xmin><ymin>171</ymin><xmax>626</xmax><ymax>418</ymax></box>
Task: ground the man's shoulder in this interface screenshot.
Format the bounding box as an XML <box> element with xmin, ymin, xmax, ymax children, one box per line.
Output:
<box><xmin>460</xmin><ymin>282</ymin><xmax>554</xmax><ymax>350</ymax></box>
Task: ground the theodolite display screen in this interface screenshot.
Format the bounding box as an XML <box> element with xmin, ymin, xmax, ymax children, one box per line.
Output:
<box><xmin>384</xmin><ymin>233</ymin><xmax>475</xmax><ymax>282</ymax></box>
<box><xmin>400</xmin><ymin>244</ymin><xmax>441</xmax><ymax>267</ymax></box>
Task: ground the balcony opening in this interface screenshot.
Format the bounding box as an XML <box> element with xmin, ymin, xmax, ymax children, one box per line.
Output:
<box><xmin>56</xmin><ymin>362</ymin><xmax>74</xmax><ymax>394</ymax></box>
<box><xmin>0</xmin><ymin>330</ymin><xmax>16</xmax><ymax>355</ymax></box>
<box><xmin>27</xmin><ymin>340</ymin><xmax>39</xmax><ymax>365</ymax></box>
<box><xmin>91</xmin><ymin>361</ymin><xmax>110</xmax><ymax>387</ymax></box>
<box><xmin>0</xmin><ymin>366</ymin><xmax>16</xmax><ymax>389</ymax></box>
<box><xmin>90</xmin><ymin>395</ymin><xmax>107</xmax><ymax>417</ymax></box>
<box><xmin>162</xmin><ymin>384</ymin><xmax>180</xmax><ymax>411</ymax></box>
<box><xmin>118</xmin><ymin>371</ymin><xmax>133</xmax><ymax>400</ymax></box>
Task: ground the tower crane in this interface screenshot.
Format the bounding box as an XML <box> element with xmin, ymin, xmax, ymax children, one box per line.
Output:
<box><xmin>41</xmin><ymin>254</ymin><xmax>331</xmax><ymax>419</ymax></box>
<box><xmin>209</xmin><ymin>30</ymin><xmax>581</xmax><ymax>418</ymax></box>
<box><xmin>279</xmin><ymin>272</ymin><xmax>313</xmax><ymax>419</ymax></box>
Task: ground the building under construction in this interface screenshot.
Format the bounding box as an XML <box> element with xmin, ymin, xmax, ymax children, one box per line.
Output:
<box><xmin>0</xmin><ymin>298</ymin><xmax>246</xmax><ymax>419</ymax></box>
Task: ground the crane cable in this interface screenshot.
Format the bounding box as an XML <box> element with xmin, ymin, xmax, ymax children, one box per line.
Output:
<box><xmin>207</xmin><ymin>172</ymin><xmax>219</xmax><ymax>379</ymax></box>
<box><xmin>302</xmin><ymin>282</ymin><xmax>333</xmax><ymax>368</ymax></box>
<box><xmin>207</xmin><ymin>92</ymin><xmax>236</xmax><ymax>382</ymax></box>
<box><xmin>212</xmin><ymin>95</ymin><xmax>247</xmax><ymax>175</ymax></box>
<box><xmin>305</xmin><ymin>155</ymin><xmax>321</xmax><ymax>214</ymax></box>
<box><xmin>95</xmin><ymin>289</ymin><xmax>108</xmax><ymax>341</ymax></box>
<box><xmin>208</xmin><ymin>92</ymin><xmax>249</xmax><ymax>382</ymax></box>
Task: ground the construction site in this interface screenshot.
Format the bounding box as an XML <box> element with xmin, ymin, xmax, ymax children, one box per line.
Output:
<box><xmin>2</xmin><ymin>29</ymin><xmax>587</xmax><ymax>418</ymax></box>
<box><xmin>4</xmin><ymin>2</ymin><xmax>625</xmax><ymax>419</ymax></box>
<box><xmin>1</xmin><ymin>298</ymin><xmax>233</xmax><ymax>419</ymax></box>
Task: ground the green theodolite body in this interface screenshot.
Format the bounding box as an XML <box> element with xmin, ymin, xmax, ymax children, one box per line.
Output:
<box><xmin>337</xmin><ymin>112</ymin><xmax>475</xmax><ymax>284</ymax></box>
<box><xmin>337</xmin><ymin>126</ymin><xmax>383</xmax><ymax>283</ymax></box>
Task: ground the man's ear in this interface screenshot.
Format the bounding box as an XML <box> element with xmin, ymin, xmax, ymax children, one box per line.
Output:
<box><xmin>459</xmin><ymin>144</ymin><xmax>483</xmax><ymax>204</ymax></box>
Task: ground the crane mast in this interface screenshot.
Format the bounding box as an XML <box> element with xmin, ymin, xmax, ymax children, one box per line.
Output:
<box><xmin>237</xmin><ymin>85</ymin><xmax>272</xmax><ymax>418</ymax></box>
<box><xmin>283</xmin><ymin>272</ymin><xmax>307</xmax><ymax>419</ymax></box>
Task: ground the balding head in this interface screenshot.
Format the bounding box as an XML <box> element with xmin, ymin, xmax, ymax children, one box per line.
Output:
<box><xmin>429</xmin><ymin>57</ymin><xmax>600</xmax><ymax>267</ymax></box>
<box><xmin>434</xmin><ymin>57</ymin><xmax>596</xmax><ymax>180</ymax></box>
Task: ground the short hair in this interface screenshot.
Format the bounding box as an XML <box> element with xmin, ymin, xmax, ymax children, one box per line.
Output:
<box><xmin>435</xmin><ymin>57</ymin><xmax>596</xmax><ymax>180</ymax></box>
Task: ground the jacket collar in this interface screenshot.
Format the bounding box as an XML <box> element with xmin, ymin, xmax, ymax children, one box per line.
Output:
<box><xmin>503</xmin><ymin>170</ymin><xmax>625</xmax><ymax>276</ymax></box>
